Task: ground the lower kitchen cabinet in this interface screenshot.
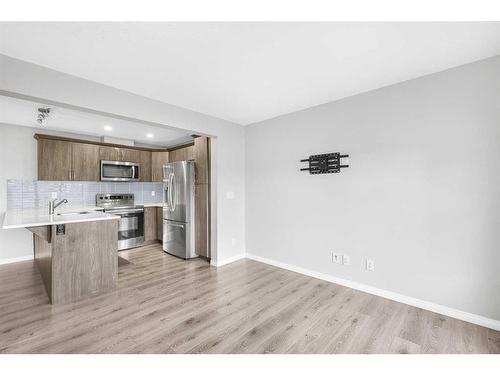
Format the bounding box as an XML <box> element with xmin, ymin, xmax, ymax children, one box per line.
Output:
<box><xmin>156</xmin><ymin>207</ymin><xmax>163</xmax><ymax>242</ymax></box>
<box><xmin>144</xmin><ymin>207</ymin><xmax>158</xmax><ymax>242</ymax></box>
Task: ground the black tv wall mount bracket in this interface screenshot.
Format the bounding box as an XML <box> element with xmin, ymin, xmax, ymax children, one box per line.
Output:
<box><xmin>300</xmin><ymin>152</ymin><xmax>349</xmax><ymax>174</ymax></box>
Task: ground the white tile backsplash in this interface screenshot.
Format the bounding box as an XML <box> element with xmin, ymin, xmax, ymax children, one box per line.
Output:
<box><xmin>6</xmin><ymin>180</ymin><xmax>163</xmax><ymax>209</ymax></box>
<box><xmin>112</xmin><ymin>182</ymin><xmax>130</xmax><ymax>194</ymax></box>
<box><xmin>82</xmin><ymin>181</ymin><xmax>101</xmax><ymax>207</ymax></box>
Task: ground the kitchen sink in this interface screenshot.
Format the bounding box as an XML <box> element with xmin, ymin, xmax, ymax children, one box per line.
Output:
<box><xmin>56</xmin><ymin>211</ymin><xmax>92</xmax><ymax>216</ymax></box>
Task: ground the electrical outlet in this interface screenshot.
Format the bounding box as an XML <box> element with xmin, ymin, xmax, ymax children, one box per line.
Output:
<box><xmin>366</xmin><ymin>259</ymin><xmax>375</xmax><ymax>271</ymax></box>
<box><xmin>51</xmin><ymin>191</ymin><xmax>58</xmax><ymax>199</ymax></box>
<box><xmin>331</xmin><ymin>252</ymin><xmax>341</xmax><ymax>264</ymax></box>
<box><xmin>342</xmin><ymin>255</ymin><xmax>351</xmax><ymax>265</ymax></box>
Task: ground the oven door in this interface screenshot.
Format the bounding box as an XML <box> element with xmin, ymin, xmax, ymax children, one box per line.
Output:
<box><xmin>101</xmin><ymin>161</ymin><xmax>140</xmax><ymax>181</ymax></box>
<box><xmin>109</xmin><ymin>209</ymin><xmax>144</xmax><ymax>250</ymax></box>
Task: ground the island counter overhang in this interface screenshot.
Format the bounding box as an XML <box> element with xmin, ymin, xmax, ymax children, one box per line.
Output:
<box><xmin>2</xmin><ymin>210</ymin><xmax>120</xmax><ymax>305</ymax></box>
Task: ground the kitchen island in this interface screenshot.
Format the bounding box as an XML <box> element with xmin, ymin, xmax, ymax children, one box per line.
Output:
<box><xmin>2</xmin><ymin>209</ymin><xmax>119</xmax><ymax>305</ymax></box>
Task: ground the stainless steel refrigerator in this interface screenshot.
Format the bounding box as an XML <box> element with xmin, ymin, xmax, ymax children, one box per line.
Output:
<box><xmin>162</xmin><ymin>160</ymin><xmax>197</xmax><ymax>259</ymax></box>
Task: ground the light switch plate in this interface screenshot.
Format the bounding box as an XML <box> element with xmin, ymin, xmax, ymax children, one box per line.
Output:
<box><xmin>151</xmin><ymin>191</ymin><xmax>155</xmax><ymax>197</ymax></box>
<box><xmin>226</xmin><ymin>191</ymin><xmax>235</xmax><ymax>200</ymax></box>
<box><xmin>51</xmin><ymin>191</ymin><xmax>58</xmax><ymax>199</ymax></box>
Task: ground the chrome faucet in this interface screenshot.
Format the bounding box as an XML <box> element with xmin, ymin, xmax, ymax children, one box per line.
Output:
<box><xmin>49</xmin><ymin>198</ymin><xmax>68</xmax><ymax>215</ymax></box>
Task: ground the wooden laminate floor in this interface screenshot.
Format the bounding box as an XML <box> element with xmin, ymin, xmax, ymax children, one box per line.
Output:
<box><xmin>0</xmin><ymin>244</ymin><xmax>499</xmax><ymax>354</ymax></box>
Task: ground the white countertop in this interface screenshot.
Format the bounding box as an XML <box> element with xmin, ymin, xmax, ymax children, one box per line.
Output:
<box><xmin>2</xmin><ymin>208</ymin><xmax>120</xmax><ymax>229</ymax></box>
<box><xmin>2</xmin><ymin>202</ymin><xmax>166</xmax><ymax>230</ymax></box>
<box><xmin>143</xmin><ymin>203</ymin><xmax>166</xmax><ymax>208</ymax></box>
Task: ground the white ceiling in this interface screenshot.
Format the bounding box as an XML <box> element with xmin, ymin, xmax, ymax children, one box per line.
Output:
<box><xmin>0</xmin><ymin>95</ymin><xmax>194</xmax><ymax>147</ymax></box>
<box><xmin>0</xmin><ymin>22</ymin><xmax>499</xmax><ymax>125</ymax></box>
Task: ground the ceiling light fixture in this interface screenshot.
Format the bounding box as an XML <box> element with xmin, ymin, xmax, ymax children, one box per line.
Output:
<box><xmin>104</xmin><ymin>125</ymin><xmax>113</xmax><ymax>132</ymax></box>
<box><xmin>146</xmin><ymin>133</ymin><xmax>154</xmax><ymax>138</ymax></box>
<box><xmin>37</xmin><ymin>107</ymin><xmax>51</xmax><ymax>126</ymax></box>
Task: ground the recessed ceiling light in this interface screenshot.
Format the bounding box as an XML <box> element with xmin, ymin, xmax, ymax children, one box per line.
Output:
<box><xmin>104</xmin><ymin>125</ymin><xmax>113</xmax><ymax>132</ymax></box>
<box><xmin>146</xmin><ymin>133</ymin><xmax>154</xmax><ymax>138</ymax></box>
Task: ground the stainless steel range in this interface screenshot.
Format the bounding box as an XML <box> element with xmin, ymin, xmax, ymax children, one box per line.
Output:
<box><xmin>96</xmin><ymin>193</ymin><xmax>144</xmax><ymax>250</ymax></box>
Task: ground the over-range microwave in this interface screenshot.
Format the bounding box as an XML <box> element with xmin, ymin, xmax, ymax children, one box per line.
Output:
<box><xmin>100</xmin><ymin>160</ymin><xmax>140</xmax><ymax>182</ymax></box>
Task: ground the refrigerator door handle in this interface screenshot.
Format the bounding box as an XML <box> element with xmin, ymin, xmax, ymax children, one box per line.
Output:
<box><xmin>168</xmin><ymin>173</ymin><xmax>173</xmax><ymax>211</ymax></box>
<box><xmin>165</xmin><ymin>222</ymin><xmax>184</xmax><ymax>228</ymax></box>
<box><xmin>171</xmin><ymin>173</ymin><xmax>177</xmax><ymax>212</ymax></box>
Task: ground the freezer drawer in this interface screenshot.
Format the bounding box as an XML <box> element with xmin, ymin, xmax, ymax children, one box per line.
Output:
<box><xmin>162</xmin><ymin>219</ymin><xmax>197</xmax><ymax>259</ymax></box>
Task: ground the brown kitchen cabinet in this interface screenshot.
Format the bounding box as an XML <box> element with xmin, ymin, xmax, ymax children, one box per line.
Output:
<box><xmin>99</xmin><ymin>145</ymin><xmax>140</xmax><ymax>163</ymax></box>
<box><xmin>38</xmin><ymin>138</ymin><xmax>99</xmax><ymax>181</ymax></box>
<box><xmin>168</xmin><ymin>145</ymin><xmax>194</xmax><ymax>163</ymax></box>
<box><xmin>144</xmin><ymin>207</ymin><xmax>158</xmax><ymax>242</ymax></box>
<box><xmin>194</xmin><ymin>136</ymin><xmax>209</xmax><ymax>184</ymax></box>
<box><xmin>98</xmin><ymin>145</ymin><xmax>119</xmax><ymax>162</ymax></box>
<box><xmin>35</xmin><ymin>134</ymin><xmax>171</xmax><ymax>183</ymax></box>
<box><xmin>121</xmin><ymin>148</ymin><xmax>141</xmax><ymax>163</ymax></box>
<box><xmin>195</xmin><ymin>183</ymin><xmax>210</xmax><ymax>258</ymax></box>
<box><xmin>140</xmin><ymin>151</ymin><xmax>152</xmax><ymax>182</ymax></box>
<box><xmin>152</xmin><ymin>151</ymin><xmax>169</xmax><ymax>182</ymax></box>
<box><xmin>156</xmin><ymin>207</ymin><xmax>163</xmax><ymax>242</ymax></box>
<box><xmin>37</xmin><ymin>139</ymin><xmax>73</xmax><ymax>181</ymax></box>
<box><xmin>71</xmin><ymin>143</ymin><xmax>100</xmax><ymax>181</ymax></box>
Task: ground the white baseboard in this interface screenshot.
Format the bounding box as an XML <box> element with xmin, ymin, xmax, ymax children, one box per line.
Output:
<box><xmin>211</xmin><ymin>253</ymin><xmax>246</xmax><ymax>267</ymax></box>
<box><xmin>0</xmin><ymin>255</ymin><xmax>33</xmax><ymax>265</ymax></box>
<box><xmin>246</xmin><ymin>252</ymin><xmax>500</xmax><ymax>331</ymax></box>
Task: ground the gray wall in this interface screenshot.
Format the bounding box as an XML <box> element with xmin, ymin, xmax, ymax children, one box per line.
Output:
<box><xmin>245</xmin><ymin>55</ymin><xmax>500</xmax><ymax>320</ymax></box>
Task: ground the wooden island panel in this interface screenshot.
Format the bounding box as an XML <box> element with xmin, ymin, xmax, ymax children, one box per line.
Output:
<box><xmin>32</xmin><ymin>220</ymin><xmax>118</xmax><ymax>305</ymax></box>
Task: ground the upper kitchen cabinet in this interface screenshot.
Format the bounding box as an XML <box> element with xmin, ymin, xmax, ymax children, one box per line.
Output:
<box><xmin>168</xmin><ymin>144</ymin><xmax>194</xmax><ymax>163</ymax></box>
<box><xmin>71</xmin><ymin>143</ymin><xmax>100</xmax><ymax>181</ymax></box>
<box><xmin>37</xmin><ymin>136</ymin><xmax>99</xmax><ymax>181</ymax></box>
<box><xmin>194</xmin><ymin>136</ymin><xmax>210</xmax><ymax>184</ymax></box>
<box><xmin>121</xmin><ymin>148</ymin><xmax>141</xmax><ymax>163</ymax></box>
<box><xmin>152</xmin><ymin>151</ymin><xmax>169</xmax><ymax>182</ymax></box>
<box><xmin>37</xmin><ymin>138</ymin><xmax>73</xmax><ymax>181</ymax></box>
<box><xmin>98</xmin><ymin>145</ymin><xmax>119</xmax><ymax>162</ymax></box>
<box><xmin>99</xmin><ymin>145</ymin><xmax>140</xmax><ymax>163</ymax></box>
<box><xmin>35</xmin><ymin>134</ymin><xmax>159</xmax><ymax>182</ymax></box>
<box><xmin>140</xmin><ymin>151</ymin><xmax>152</xmax><ymax>182</ymax></box>
<box><xmin>165</xmin><ymin>138</ymin><xmax>209</xmax><ymax>183</ymax></box>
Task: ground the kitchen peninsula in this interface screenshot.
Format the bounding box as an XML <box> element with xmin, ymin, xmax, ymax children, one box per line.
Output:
<box><xmin>2</xmin><ymin>209</ymin><xmax>119</xmax><ymax>304</ymax></box>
